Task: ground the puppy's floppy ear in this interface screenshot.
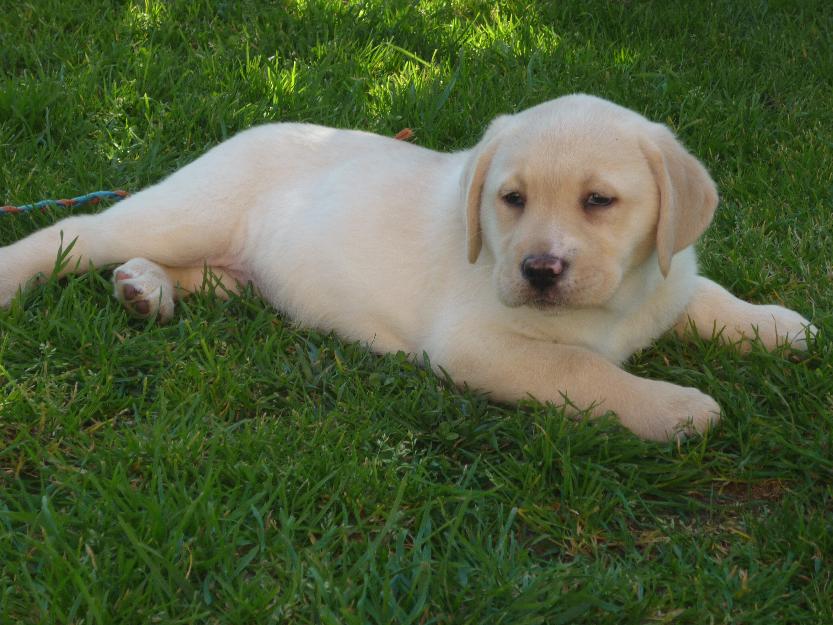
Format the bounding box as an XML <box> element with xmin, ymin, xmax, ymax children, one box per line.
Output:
<box><xmin>462</xmin><ymin>115</ymin><xmax>510</xmax><ymax>264</ymax></box>
<box><xmin>641</xmin><ymin>124</ymin><xmax>718</xmax><ymax>277</ymax></box>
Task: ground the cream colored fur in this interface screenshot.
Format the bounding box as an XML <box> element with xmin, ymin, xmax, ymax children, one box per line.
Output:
<box><xmin>0</xmin><ymin>94</ymin><xmax>815</xmax><ymax>441</ymax></box>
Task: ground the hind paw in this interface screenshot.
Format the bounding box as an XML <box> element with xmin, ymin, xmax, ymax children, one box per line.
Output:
<box><xmin>112</xmin><ymin>258</ymin><xmax>175</xmax><ymax>322</ymax></box>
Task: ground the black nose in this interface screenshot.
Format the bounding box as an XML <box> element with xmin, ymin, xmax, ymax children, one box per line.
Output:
<box><xmin>521</xmin><ymin>254</ymin><xmax>569</xmax><ymax>291</ymax></box>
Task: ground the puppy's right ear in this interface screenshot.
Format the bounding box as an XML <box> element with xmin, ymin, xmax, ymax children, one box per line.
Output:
<box><xmin>462</xmin><ymin>115</ymin><xmax>510</xmax><ymax>264</ymax></box>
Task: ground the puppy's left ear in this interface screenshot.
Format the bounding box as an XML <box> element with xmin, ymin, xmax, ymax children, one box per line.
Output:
<box><xmin>462</xmin><ymin>115</ymin><xmax>510</xmax><ymax>263</ymax></box>
<box><xmin>641</xmin><ymin>124</ymin><xmax>718</xmax><ymax>276</ymax></box>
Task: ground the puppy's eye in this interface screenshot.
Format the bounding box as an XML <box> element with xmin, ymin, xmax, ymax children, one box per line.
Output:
<box><xmin>584</xmin><ymin>193</ymin><xmax>614</xmax><ymax>209</ymax></box>
<box><xmin>502</xmin><ymin>191</ymin><xmax>526</xmax><ymax>209</ymax></box>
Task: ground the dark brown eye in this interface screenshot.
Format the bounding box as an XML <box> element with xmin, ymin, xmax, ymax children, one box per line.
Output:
<box><xmin>584</xmin><ymin>193</ymin><xmax>614</xmax><ymax>209</ymax></box>
<box><xmin>502</xmin><ymin>191</ymin><xmax>526</xmax><ymax>209</ymax></box>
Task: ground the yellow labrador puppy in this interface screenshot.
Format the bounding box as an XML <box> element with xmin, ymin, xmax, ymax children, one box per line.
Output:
<box><xmin>0</xmin><ymin>94</ymin><xmax>815</xmax><ymax>440</ymax></box>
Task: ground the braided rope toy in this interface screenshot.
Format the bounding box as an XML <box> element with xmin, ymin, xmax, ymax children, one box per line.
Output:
<box><xmin>1</xmin><ymin>128</ymin><xmax>414</xmax><ymax>217</ymax></box>
<box><xmin>1</xmin><ymin>189</ymin><xmax>130</xmax><ymax>216</ymax></box>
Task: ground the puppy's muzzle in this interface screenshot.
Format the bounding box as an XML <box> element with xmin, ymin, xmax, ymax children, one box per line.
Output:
<box><xmin>521</xmin><ymin>254</ymin><xmax>569</xmax><ymax>291</ymax></box>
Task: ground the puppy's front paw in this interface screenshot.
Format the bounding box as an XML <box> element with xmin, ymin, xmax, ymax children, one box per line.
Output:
<box><xmin>661</xmin><ymin>385</ymin><xmax>721</xmax><ymax>441</ymax></box>
<box><xmin>112</xmin><ymin>258</ymin><xmax>175</xmax><ymax>322</ymax></box>
<box><xmin>624</xmin><ymin>380</ymin><xmax>721</xmax><ymax>442</ymax></box>
<box><xmin>748</xmin><ymin>304</ymin><xmax>816</xmax><ymax>352</ymax></box>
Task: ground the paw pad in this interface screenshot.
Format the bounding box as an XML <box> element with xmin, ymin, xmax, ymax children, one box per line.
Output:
<box><xmin>112</xmin><ymin>258</ymin><xmax>175</xmax><ymax>322</ymax></box>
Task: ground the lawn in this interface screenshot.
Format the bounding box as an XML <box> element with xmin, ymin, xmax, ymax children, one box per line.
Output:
<box><xmin>1</xmin><ymin>1</ymin><xmax>832</xmax><ymax>623</ymax></box>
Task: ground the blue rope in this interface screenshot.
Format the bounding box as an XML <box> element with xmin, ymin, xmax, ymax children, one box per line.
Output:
<box><xmin>1</xmin><ymin>190</ymin><xmax>129</xmax><ymax>215</ymax></box>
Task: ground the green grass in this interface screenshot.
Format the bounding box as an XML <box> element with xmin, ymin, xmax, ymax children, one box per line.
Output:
<box><xmin>2</xmin><ymin>1</ymin><xmax>832</xmax><ymax>623</ymax></box>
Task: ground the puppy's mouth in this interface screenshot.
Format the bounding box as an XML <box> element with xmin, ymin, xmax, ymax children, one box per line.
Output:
<box><xmin>527</xmin><ymin>295</ymin><xmax>568</xmax><ymax>309</ymax></box>
<box><xmin>496</xmin><ymin>263</ymin><xmax>609</xmax><ymax>311</ymax></box>
<box><xmin>499</xmin><ymin>284</ymin><xmax>574</xmax><ymax>310</ymax></box>
<box><xmin>501</xmin><ymin>279</ymin><xmax>615</xmax><ymax>311</ymax></box>
<box><xmin>526</xmin><ymin>290</ymin><xmax>573</xmax><ymax>310</ymax></box>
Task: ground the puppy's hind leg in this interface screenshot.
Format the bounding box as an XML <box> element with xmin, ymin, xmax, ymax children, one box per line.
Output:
<box><xmin>0</xmin><ymin>140</ymin><xmax>254</xmax><ymax>308</ymax></box>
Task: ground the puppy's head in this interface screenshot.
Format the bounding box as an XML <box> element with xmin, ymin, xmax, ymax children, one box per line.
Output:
<box><xmin>463</xmin><ymin>94</ymin><xmax>717</xmax><ymax>310</ymax></box>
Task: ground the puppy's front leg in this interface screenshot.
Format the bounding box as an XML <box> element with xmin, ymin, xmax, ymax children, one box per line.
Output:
<box><xmin>435</xmin><ymin>335</ymin><xmax>719</xmax><ymax>441</ymax></box>
<box><xmin>676</xmin><ymin>276</ymin><xmax>816</xmax><ymax>351</ymax></box>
